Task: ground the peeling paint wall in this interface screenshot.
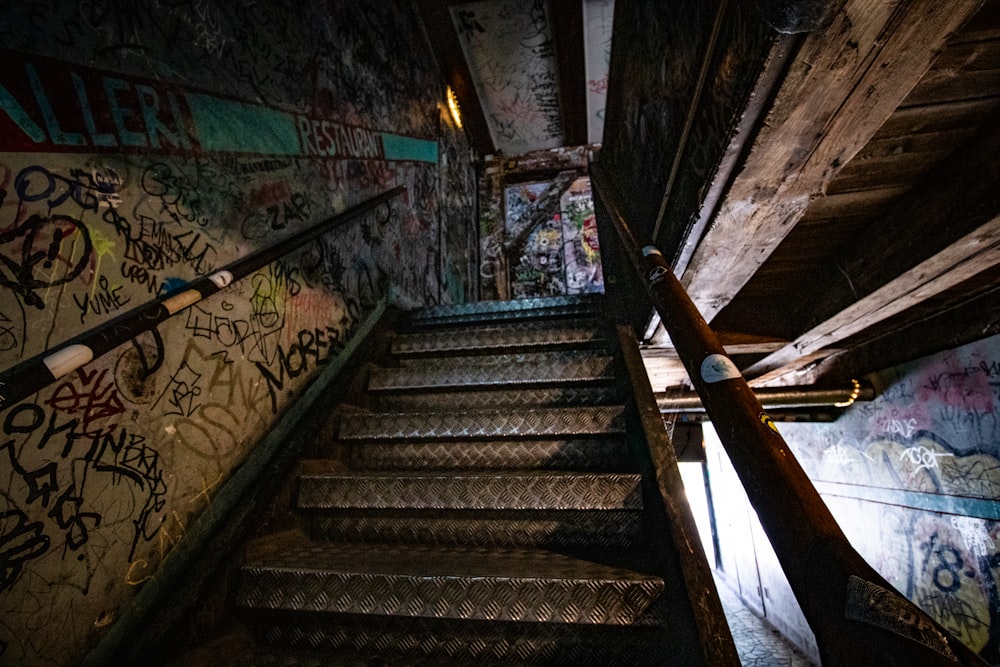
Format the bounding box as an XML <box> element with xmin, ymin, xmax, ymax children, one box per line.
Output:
<box><xmin>0</xmin><ymin>2</ymin><xmax>474</xmax><ymax>664</ymax></box>
<box><xmin>707</xmin><ymin>334</ymin><xmax>1000</xmax><ymax>664</ymax></box>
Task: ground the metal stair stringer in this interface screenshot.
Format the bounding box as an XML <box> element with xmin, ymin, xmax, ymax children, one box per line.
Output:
<box><xmin>233</xmin><ymin>295</ymin><xmax>735</xmax><ymax>665</ymax></box>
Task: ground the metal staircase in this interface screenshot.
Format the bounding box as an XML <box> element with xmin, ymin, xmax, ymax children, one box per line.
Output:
<box><xmin>229</xmin><ymin>294</ymin><xmax>730</xmax><ymax>665</ymax></box>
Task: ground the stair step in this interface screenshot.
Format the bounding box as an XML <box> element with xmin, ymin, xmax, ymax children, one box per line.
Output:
<box><xmin>339</xmin><ymin>405</ymin><xmax>626</xmax><ymax>441</ymax></box>
<box><xmin>225</xmin><ymin>297</ymin><xmax>723</xmax><ymax>665</ymax></box>
<box><xmin>377</xmin><ymin>386</ymin><xmax>620</xmax><ymax>411</ymax></box>
<box><xmin>235</xmin><ymin>544</ymin><xmax>663</xmax><ymax>625</ymax></box>
<box><xmin>396</xmin><ymin>348</ymin><xmax>608</xmax><ymax>368</ymax></box>
<box><xmin>248</xmin><ymin>611</ymin><xmax>671</xmax><ymax>666</ymax></box>
<box><xmin>391</xmin><ymin>318</ymin><xmax>606</xmax><ymax>357</ymax></box>
<box><xmin>369</xmin><ymin>352</ymin><xmax>615</xmax><ymax>393</ymax></box>
<box><xmin>311</xmin><ymin>509</ymin><xmax>643</xmax><ymax>549</ymax></box>
<box><xmin>350</xmin><ymin>436</ymin><xmax>631</xmax><ymax>470</ymax></box>
<box><xmin>297</xmin><ymin>471</ymin><xmax>643</xmax><ymax>510</ymax></box>
<box><xmin>405</xmin><ymin>295</ymin><xmax>601</xmax><ymax>328</ymax></box>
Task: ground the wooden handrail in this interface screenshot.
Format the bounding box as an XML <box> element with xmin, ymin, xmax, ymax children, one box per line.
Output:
<box><xmin>615</xmin><ymin>322</ymin><xmax>741</xmax><ymax>666</ymax></box>
<box><xmin>0</xmin><ymin>186</ymin><xmax>405</xmax><ymax>411</ymax></box>
<box><xmin>591</xmin><ymin>163</ymin><xmax>986</xmax><ymax>666</ymax></box>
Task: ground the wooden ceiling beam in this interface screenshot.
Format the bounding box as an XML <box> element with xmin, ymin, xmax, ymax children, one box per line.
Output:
<box><xmin>749</xmin><ymin>225</ymin><xmax>1000</xmax><ymax>385</ymax></box>
<box><xmin>680</xmin><ymin>0</ymin><xmax>987</xmax><ymax>323</ymax></box>
<box><xmin>745</xmin><ymin>116</ymin><xmax>1000</xmax><ymax>385</ymax></box>
<box><xmin>642</xmin><ymin>331</ymin><xmax>789</xmax><ymax>357</ymax></box>
<box><xmin>816</xmin><ymin>278</ymin><xmax>1000</xmax><ymax>383</ymax></box>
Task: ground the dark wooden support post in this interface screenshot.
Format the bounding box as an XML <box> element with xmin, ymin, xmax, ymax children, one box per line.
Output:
<box><xmin>591</xmin><ymin>163</ymin><xmax>987</xmax><ymax>667</ymax></box>
<box><xmin>551</xmin><ymin>0</ymin><xmax>588</xmax><ymax>147</ymax></box>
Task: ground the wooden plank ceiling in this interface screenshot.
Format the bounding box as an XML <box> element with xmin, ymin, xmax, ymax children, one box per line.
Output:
<box><xmin>417</xmin><ymin>0</ymin><xmax>1000</xmax><ymax>391</ymax></box>
<box><xmin>704</xmin><ymin>0</ymin><xmax>1000</xmax><ymax>387</ymax></box>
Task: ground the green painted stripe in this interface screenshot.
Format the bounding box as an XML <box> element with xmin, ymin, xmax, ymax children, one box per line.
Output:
<box><xmin>815</xmin><ymin>481</ymin><xmax>1000</xmax><ymax>521</ymax></box>
<box><xmin>187</xmin><ymin>93</ymin><xmax>437</xmax><ymax>161</ymax></box>
<box><xmin>381</xmin><ymin>132</ymin><xmax>438</xmax><ymax>163</ymax></box>
<box><xmin>187</xmin><ymin>93</ymin><xmax>300</xmax><ymax>155</ymax></box>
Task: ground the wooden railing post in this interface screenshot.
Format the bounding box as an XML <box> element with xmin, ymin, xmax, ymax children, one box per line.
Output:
<box><xmin>591</xmin><ymin>163</ymin><xmax>987</xmax><ymax>666</ymax></box>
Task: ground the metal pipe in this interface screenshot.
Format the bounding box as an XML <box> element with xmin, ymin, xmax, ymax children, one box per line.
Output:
<box><xmin>657</xmin><ymin>379</ymin><xmax>873</xmax><ymax>413</ymax></box>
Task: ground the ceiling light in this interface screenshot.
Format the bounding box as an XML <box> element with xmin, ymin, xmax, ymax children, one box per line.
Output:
<box><xmin>446</xmin><ymin>86</ymin><xmax>462</xmax><ymax>129</ymax></box>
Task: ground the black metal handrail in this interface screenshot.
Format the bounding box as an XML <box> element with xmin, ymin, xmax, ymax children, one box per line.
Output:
<box><xmin>590</xmin><ymin>162</ymin><xmax>986</xmax><ymax>667</ymax></box>
<box><xmin>0</xmin><ymin>186</ymin><xmax>405</xmax><ymax>411</ymax></box>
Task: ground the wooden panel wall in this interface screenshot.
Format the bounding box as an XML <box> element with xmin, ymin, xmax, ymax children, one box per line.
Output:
<box><xmin>598</xmin><ymin>0</ymin><xmax>786</xmax><ymax>259</ymax></box>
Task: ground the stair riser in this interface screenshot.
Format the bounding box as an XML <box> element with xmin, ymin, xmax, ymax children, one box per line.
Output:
<box><xmin>405</xmin><ymin>295</ymin><xmax>600</xmax><ymax>329</ymax></box>
<box><xmin>395</xmin><ymin>349</ymin><xmax>608</xmax><ymax>367</ymax></box>
<box><xmin>297</xmin><ymin>473</ymin><xmax>643</xmax><ymax>511</ymax></box>
<box><xmin>368</xmin><ymin>356</ymin><xmax>615</xmax><ymax>393</ymax></box>
<box><xmin>377</xmin><ymin>387</ymin><xmax>619</xmax><ymax>411</ymax></box>
<box><xmin>391</xmin><ymin>319</ymin><xmax>606</xmax><ymax>358</ymax></box>
<box><xmin>407</xmin><ymin>305</ymin><xmax>601</xmax><ymax>329</ymax></box>
<box><xmin>247</xmin><ymin>613</ymin><xmax>670</xmax><ymax>666</ymax></box>
<box><xmin>339</xmin><ymin>406</ymin><xmax>626</xmax><ymax>441</ymax></box>
<box><xmin>237</xmin><ymin>570</ymin><xmax>662</xmax><ymax>624</ymax></box>
<box><xmin>350</xmin><ymin>438</ymin><xmax>631</xmax><ymax>471</ymax></box>
<box><xmin>310</xmin><ymin>511</ymin><xmax>643</xmax><ymax>549</ymax></box>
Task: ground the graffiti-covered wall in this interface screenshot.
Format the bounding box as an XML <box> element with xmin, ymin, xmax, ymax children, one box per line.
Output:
<box><xmin>478</xmin><ymin>146</ymin><xmax>602</xmax><ymax>300</ymax></box>
<box><xmin>0</xmin><ymin>2</ymin><xmax>474</xmax><ymax>664</ymax></box>
<box><xmin>708</xmin><ymin>334</ymin><xmax>1000</xmax><ymax>664</ymax></box>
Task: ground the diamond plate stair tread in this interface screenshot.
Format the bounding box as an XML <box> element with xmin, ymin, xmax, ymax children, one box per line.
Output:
<box><xmin>391</xmin><ymin>318</ymin><xmax>605</xmax><ymax>357</ymax></box>
<box><xmin>339</xmin><ymin>405</ymin><xmax>625</xmax><ymax>440</ymax></box>
<box><xmin>249</xmin><ymin>611</ymin><xmax>672</xmax><ymax>666</ymax></box>
<box><xmin>236</xmin><ymin>544</ymin><xmax>664</xmax><ymax>625</ymax></box>
<box><xmin>311</xmin><ymin>509</ymin><xmax>642</xmax><ymax>549</ymax></box>
<box><xmin>406</xmin><ymin>295</ymin><xmax>601</xmax><ymax>327</ymax></box>
<box><xmin>350</xmin><ymin>437</ymin><xmax>631</xmax><ymax>470</ymax></box>
<box><xmin>297</xmin><ymin>471</ymin><xmax>643</xmax><ymax>510</ymax></box>
<box><xmin>378</xmin><ymin>386</ymin><xmax>620</xmax><ymax>411</ymax></box>
<box><xmin>368</xmin><ymin>354</ymin><xmax>614</xmax><ymax>392</ymax></box>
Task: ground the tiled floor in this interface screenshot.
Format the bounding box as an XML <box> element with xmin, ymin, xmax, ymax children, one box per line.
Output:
<box><xmin>715</xmin><ymin>577</ymin><xmax>819</xmax><ymax>666</ymax></box>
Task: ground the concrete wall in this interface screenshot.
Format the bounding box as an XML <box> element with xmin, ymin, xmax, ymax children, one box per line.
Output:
<box><xmin>707</xmin><ymin>334</ymin><xmax>1000</xmax><ymax>664</ymax></box>
<box><xmin>0</xmin><ymin>2</ymin><xmax>474</xmax><ymax>664</ymax></box>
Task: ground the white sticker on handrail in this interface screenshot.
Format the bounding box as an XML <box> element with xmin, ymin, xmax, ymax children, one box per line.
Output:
<box><xmin>647</xmin><ymin>265</ymin><xmax>669</xmax><ymax>285</ymax></box>
<box><xmin>208</xmin><ymin>270</ymin><xmax>234</xmax><ymax>289</ymax></box>
<box><xmin>43</xmin><ymin>344</ymin><xmax>94</xmax><ymax>379</ymax></box>
<box><xmin>701</xmin><ymin>354</ymin><xmax>741</xmax><ymax>383</ymax></box>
